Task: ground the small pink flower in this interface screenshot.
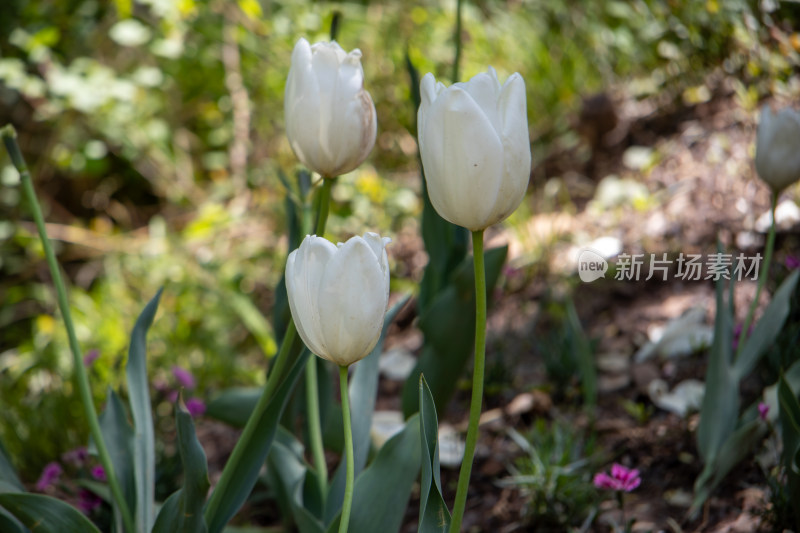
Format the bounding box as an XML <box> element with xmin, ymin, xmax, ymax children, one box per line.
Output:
<box><xmin>786</xmin><ymin>255</ymin><xmax>800</xmax><ymax>270</ymax></box>
<box><xmin>758</xmin><ymin>402</ymin><xmax>770</xmax><ymax>421</ymax></box>
<box><xmin>62</xmin><ymin>447</ymin><xmax>88</xmax><ymax>466</ymax></box>
<box><xmin>185</xmin><ymin>398</ymin><xmax>206</xmax><ymax>417</ymax></box>
<box><xmin>172</xmin><ymin>366</ymin><xmax>196</xmax><ymax>389</ymax></box>
<box><xmin>593</xmin><ymin>463</ymin><xmax>641</xmax><ymax>492</ymax></box>
<box><xmin>77</xmin><ymin>489</ymin><xmax>102</xmax><ymax>514</ymax></box>
<box><xmin>83</xmin><ymin>350</ymin><xmax>100</xmax><ymax>367</ymax></box>
<box><xmin>35</xmin><ymin>462</ymin><xmax>63</xmax><ymax>491</ymax></box>
<box><xmin>91</xmin><ymin>465</ymin><xmax>106</xmax><ymax>481</ymax></box>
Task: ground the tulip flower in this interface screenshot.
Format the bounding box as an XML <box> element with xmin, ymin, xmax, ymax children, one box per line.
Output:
<box><xmin>755</xmin><ymin>105</ymin><xmax>800</xmax><ymax>193</ymax></box>
<box><xmin>286</xmin><ymin>232</ymin><xmax>390</xmax><ymax>367</ymax></box>
<box><xmin>417</xmin><ymin>67</ymin><xmax>531</xmax><ymax>231</ymax></box>
<box><xmin>284</xmin><ymin>38</ymin><xmax>377</xmax><ymax>178</ymax></box>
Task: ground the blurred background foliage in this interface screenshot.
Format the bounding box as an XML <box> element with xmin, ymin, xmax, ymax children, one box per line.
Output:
<box><xmin>1</xmin><ymin>0</ymin><xmax>799</xmax><ymax>480</ymax></box>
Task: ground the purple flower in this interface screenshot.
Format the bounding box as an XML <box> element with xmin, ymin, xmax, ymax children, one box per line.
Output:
<box><xmin>77</xmin><ymin>489</ymin><xmax>102</xmax><ymax>514</ymax></box>
<box><xmin>593</xmin><ymin>463</ymin><xmax>641</xmax><ymax>492</ymax></box>
<box><xmin>732</xmin><ymin>323</ymin><xmax>753</xmax><ymax>351</ymax></box>
<box><xmin>91</xmin><ymin>465</ymin><xmax>107</xmax><ymax>481</ymax></box>
<box><xmin>786</xmin><ymin>255</ymin><xmax>800</xmax><ymax>270</ymax></box>
<box><xmin>758</xmin><ymin>402</ymin><xmax>770</xmax><ymax>421</ymax></box>
<box><xmin>83</xmin><ymin>350</ymin><xmax>100</xmax><ymax>367</ymax></box>
<box><xmin>185</xmin><ymin>398</ymin><xmax>206</xmax><ymax>417</ymax></box>
<box><xmin>172</xmin><ymin>366</ymin><xmax>196</xmax><ymax>390</ymax></box>
<box><xmin>62</xmin><ymin>447</ymin><xmax>88</xmax><ymax>466</ymax></box>
<box><xmin>35</xmin><ymin>462</ymin><xmax>63</xmax><ymax>491</ymax></box>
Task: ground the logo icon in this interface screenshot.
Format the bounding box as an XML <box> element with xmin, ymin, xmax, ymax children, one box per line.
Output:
<box><xmin>578</xmin><ymin>248</ymin><xmax>608</xmax><ymax>283</ymax></box>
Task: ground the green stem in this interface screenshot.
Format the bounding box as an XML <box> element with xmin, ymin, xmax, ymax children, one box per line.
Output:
<box><xmin>1</xmin><ymin>125</ymin><xmax>136</xmax><ymax>533</ymax></box>
<box><xmin>305</xmin><ymin>357</ymin><xmax>328</xmax><ymax>501</ymax></box>
<box><xmin>736</xmin><ymin>192</ymin><xmax>777</xmax><ymax>359</ymax></box>
<box><xmin>338</xmin><ymin>365</ymin><xmax>354</xmax><ymax>533</ymax></box>
<box><xmin>452</xmin><ymin>0</ymin><xmax>463</xmax><ymax>83</ymax></box>
<box><xmin>205</xmin><ymin>174</ymin><xmax>335</xmax><ymax>527</ymax></box>
<box><xmin>449</xmin><ymin>229</ymin><xmax>486</xmax><ymax>533</ymax></box>
<box><xmin>315</xmin><ymin>178</ymin><xmax>332</xmax><ymax>235</ymax></box>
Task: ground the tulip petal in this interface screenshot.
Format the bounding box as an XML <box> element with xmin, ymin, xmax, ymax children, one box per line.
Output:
<box><xmin>317</xmin><ymin>237</ymin><xmax>389</xmax><ymax>366</ymax></box>
<box><xmin>756</xmin><ymin>105</ymin><xmax>800</xmax><ymax>192</ymax></box>
<box><xmin>458</xmin><ymin>68</ymin><xmax>502</xmax><ymax>134</ymax></box>
<box><xmin>286</xmin><ymin>236</ymin><xmax>338</xmax><ymax>359</ymax></box>
<box><xmin>421</xmin><ymin>86</ymin><xmax>504</xmax><ymax>230</ymax></box>
<box><xmin>285</xmin><ymin>39</ymin><xmax>323</xmax><ymax>172</ymax></box>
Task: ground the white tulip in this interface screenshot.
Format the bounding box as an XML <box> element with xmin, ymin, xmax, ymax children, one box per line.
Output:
<box><xmin>286</xmin><ymin>232</ymin><xmax>390</xmax><ymax>367</ymax></box>
<box><xmin>417</xmin><ymin>67</ymin><xmax>531</xmax><ymax>231</ymax></box>
<box><xmin>755</xmin><ymin>105</ymin><xmax>800</xmax><ymax>193</ymax></box>
<box><xmin>284</xmin><ymin>38</ymin><xmax>377</xmax><ymax>178</ymax></box>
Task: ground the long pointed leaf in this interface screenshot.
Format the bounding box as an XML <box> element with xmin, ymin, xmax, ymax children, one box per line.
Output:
<box><xmin>0</xmin><ymin>493</ymin><xmax>101</xmax><ymax>533</ymax></box>
<box><xmin>0</xmin><ymin>440</ymin><xmax>22</xmax><ymax>492</ymax></box>
<box><xmin>126</xmin><ymin>288</ymin><xmax>163</xmax><ymax>532</ymax></box>
<box><xmin>419</xmin><ymin>375</ymin><xmax>451</xmax><ymax>532</ymax></box>
<box><xmin>204</xmin><ymin>349</ymin><xmax>310</xmax><ymax>533</ymax></box>
<box><xmin>98</xmin><ymin>388</ymin><xmax>136</xmax><ymax>532</ymax></box>
<box><xmin>152</xmin><ymin>396</ymin><xmax>210</xmax><ymax>533</ymax></box>
<box><xmin>326</xmin><ymin>414</ymin><xmax>422</xmax><ymax>533</ymax></box>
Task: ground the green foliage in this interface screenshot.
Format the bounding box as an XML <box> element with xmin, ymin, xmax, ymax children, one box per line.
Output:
<box><xmin>778</xmin><ymin>375</ymin><xmax>800</xmax><ymax>531</ymax></box>
<box><xmin>0</xmin><ymin>492</ymin><xmax>102</xmax><ymax>533</ymax></box>
<box><xmin>418</xmin><ymin>375</ymin><xmax>451</xmax><ymax>533</ymax></box>
<box><xmin>500</xmin><ymin>419</ymin><xmax>603</xmax><ymax>529</ymax></box>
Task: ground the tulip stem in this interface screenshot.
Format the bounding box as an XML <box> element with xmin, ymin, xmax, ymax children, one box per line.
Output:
<box><xmin>736</xmin><ymin>191</ymin><xmax>777</xmax><ymax>358</ymax></box>
<box><xmin>338</xmin><ymin>365</ymin><xmax>355</xmax><ymax>533</ymax></box>
<box><xmin>306</xmin><ymin>357</ymin><xmax>328</xmax><ymax>501</ymax></box>
<box><xmin>450</xmin><ymin>229</ymin><xmax>487</xmax><ymax>533</ymax></box>
<box><xmin>1</xmin><ymin>125</ymin><xmax>136</xmax><ymax>533</ymax></box>
<box><xmin>305</xmin><ymin>176</ymin><xmax>335</xmax><ymax>501</ymax></box>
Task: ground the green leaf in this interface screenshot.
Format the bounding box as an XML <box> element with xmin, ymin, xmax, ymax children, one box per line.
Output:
<box><xmin>326</xmin><ymin>297</ymin><xmax>410</xmax><ymax>521</ymax></box>
<box><xmin>126</xmin><ymin>287</ymin><xmax>162</xmax><ymax>532</ymax></box>
<box><xmin>326</xmin><ymin>414</ymin><xmax>422</xmax><ymax>533</ymax></box>
<box><xmin>152</xmin><ymin>396</ymin><xmax>210</xmax><ymax>533</ymax></box>
<box><xmin>204</xmin><ymin>349</ymin><xmax>310</xmax><ymax>533</ymax></box>
<box><xmin>0</xmin><ymin>439</ymin><xmax>23</xmax><ymax>492</ymax></box>
<box><xmin>566</xmin><ymin>299</ymin><xmax>596</xmax><ymax>407</ymax></box>
<box><xmin>734</xmin><ymin>270</ymin><xmax>800</xmax><ymax>380</ymax></box>
<box><xmin>779</xmin><ymin>375</ymin><xmax>800</xmax><ymax>476</ymax></box>
<box><xmin>97</xmin><ymin>388</ymin><xmax>136</xmax><ymax>531</ymax></box>
<box><xmin>0</xmin><ymin>492</ymin><xmax>101</xmax><ymax>533</ymax></box>
<box><xmin>226</xmin><ymin>291</ymin><xmax>277</xmax><ymax>358</ymax></box>
<box><xmin>418</xmin><ymin>375</ymin><xmax>451</xmax><ymax>532</ymax></box>
<box><xmin>402</xmin><ymin>246</ymin><xmax>507</xmax><ymax>417</ymax></box>
<box><xmin>696</xmin><ymin>276</ymin><xmax>737</xmax><ymax>464</ymax></box>
<box><xmin>206</xmin><ymin>387</ymin><xmax>261</xmax><ymax>428</ymax></box>
<box><xmin>0</xmin><ymin>507</ymin><xmax>25</xmax><ymax>533</ymax></box>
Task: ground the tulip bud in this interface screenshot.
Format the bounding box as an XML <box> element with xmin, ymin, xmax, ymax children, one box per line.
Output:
<box><xmin>755</xmin><ymin>105</ymin><xmax>800</xmax><ymax>193</ymax></box>
<box><xmin>417</xmin><ymin>67</ymin><xmax>531</xmax><ymax>231</ymax></box>
<box><xmin>284</xmin><ymin>38</ymin><xmax>377</xmax><ymax>178</ymax></box>
<box><xmin>286</xmin><ymin>232</ymin><xmax>390</xmax><ymax>367</ymax></box>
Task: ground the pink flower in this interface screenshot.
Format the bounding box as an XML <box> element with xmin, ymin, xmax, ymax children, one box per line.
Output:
<box><xmin>758</xmin><ymin>402</ymin><xmax>770</xmax><ymax>421</ymax></box>
<box><xmin>786</xmin><ymin>255</ymin><xmax>800</xmax><ymax>270</ymax></box>
<box><xmin>91</xmin><ymin>465</ymin><xmax>106</xmax><ymax>481</ymax></box>
<box><xmin>77</xmin><ymin>489</ymin><xmax>102</xmax><ymax>514</ymax></box>
<box><xmin>83</xmin><ymin>350</ymin><xmax>100</xmax><ymax>367</ymax></box>
<box><xmin>172</xmin><ymin>366</ymin><xmax>196</xmax><ymax>389</ymax></box>
<box><xmin>35</xmin><ymin>461</ymin><xmax>63</xmax><ymax>491</ymax></box>
<box><xmin>185</xmin><ymin>398</ymin><xmax>206</xmax><ymax>417</ymax></box>
<box><xmin>62</xmin><ymin>447</ymin><xmax>88</xmax><ymax>466</ymax></box>
<box><xmin>593</xmin><ymin>463</ymin><xmax>641</xmax><ymax>492</ymax></box>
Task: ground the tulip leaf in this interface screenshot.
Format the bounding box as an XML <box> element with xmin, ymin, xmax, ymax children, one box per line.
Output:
<box><xmin>153</xmin><ymin>396</ymin><xmax>210</xmax><ymax>533</ymax></box>
<box><xmin>326</xmin><ymin>414</ymin><xmax>421</xmax><ymax>533</ymax></box>
<box><xmin>326</xmin><ymin>297</ymin><xmax>410</xmax><ymax>521</ymax></box>
<box><xmin>0</xmin><ymin>440</ymin><xmax>22</xmax><ymax>492</ymax></box>
<box><xmin>97</xmin><ymin>388</ymin><xmax>136</xmax><ymax>530</ymax></box>
<box><xmin>778</xmin><ymin>374</ymin><xmax>800</xmax><ymax>520</ymax></box>
<box><xmin>734</xmin><ymin>270</ymin><xmax>799</xmax><ymax>380</ymax></box>
<box><xmin>204</xmin><ymin>349</ymin><xmax>310</xmax><ymax>533</ymax></box>
<box><xmin>126</xmin><ymin>288</ymin><xmax>162</xmax><ymax>532</ymax></box>
<box><xmin>418</xmin><ymin>375</ymin><xmax>451</xmax><ymax>532</ymax></box>
<box><xmin>265</xmin><ymin>429</ymin><xmax>325</xmax><ymax>533</ymax></box>
<box><xmin>696</xmin><ymin>275</ymin><xmax>737</xmax><ymax>465</ymax></box>
<box><xmin>206</xmin><ymin>387</ymin><xmax>261</xmax><ymax>428</ymax></box>
<box><xmin>402</xmin><ymin>246</ymin><xmax>507</xmax><ymax>417</ymax></box>
<box><xmin>0</xmin><ymin>493</ymin><xmax>101</xmax><ymax>533</ymax></box>
<box><xmin>0</xmin><ymin>507</ymin><xmax>25</xmax><ymax>533</ymax></box>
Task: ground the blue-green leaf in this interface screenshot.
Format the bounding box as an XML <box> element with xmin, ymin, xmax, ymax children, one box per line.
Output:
<box><xmin>0</xmin><ymin>492</ymin><xmax>101</xmax><ymax>533</ymax></box>
<box><xmin>0</xmin><ymin>507</ymin><xmax>25</xmax><ymax>533</ymax></box>
<box><xmin>97</xmin><ymin>388</ymin><xmax>136</xmax><ymax>531</ymax></box>
<box><xmin>0</xmin><ymin>440</ymin><xmax>23</xmax><ymax>492</ymax></box>
<box><xmin>206</xmin><ymin>388</ymin><xmax>261</xmax><ymax>428</ymax></box>
<box><xmin>418</xmin><ymin>375</ymin><xmax>451</xmax><ymax>532</ymax></box>
<box><xmin>326</xmin><ymin>414</ymin><xmax>421</xmax><ymax>533</ymax></box>
<box><xmin>126</xmin><ymin>287</ymin><xmax>162</xmax><ymax>532</ymax></box>
<box><xmin>152</xmin><ymin>395</ymin><xmax>210</xmax><ymax>533</ymax></box>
